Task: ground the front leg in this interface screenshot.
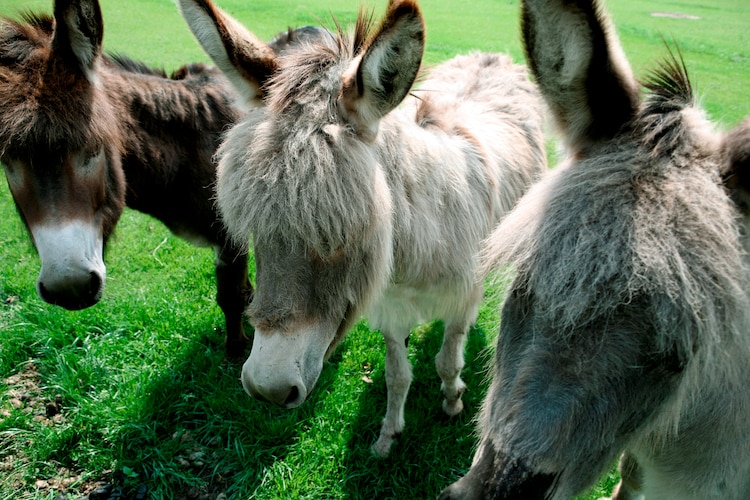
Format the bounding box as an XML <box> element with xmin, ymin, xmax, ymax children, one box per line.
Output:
<box><xmin>214</xmin><ymin>241</ymin><xmax>253</xmax><ymax>359</ymax></box>
<box><xmin>372</xmin><ymin>330</ymin><xmax>412</xmax><ymax>457</ymax></box>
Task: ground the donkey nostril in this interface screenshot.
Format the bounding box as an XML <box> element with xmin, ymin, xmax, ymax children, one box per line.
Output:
<box><xmin>284</xmin><ymin>385</ymin><xmax>300</xmax><ymax>406</ymax></box>
<box><xmin>87</xmin><ymin>271</ymin><xmax>102</xmax><ymax>298</ymax></box>
<box><xmin>38</xmin><ymin>281</ymin><xmax>51</xmax><ymax>302</ymax></box>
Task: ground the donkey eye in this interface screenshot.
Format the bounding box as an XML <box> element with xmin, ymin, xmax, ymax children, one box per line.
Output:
<box><xmin>80</xmin><ymin>149</ymin><xmax>104</xmax><ymax>173</ymax></box>
<box><xmin>86</xmin><ymin>150</ymin><xmax>102</xmax><ymax>165</ymax></box>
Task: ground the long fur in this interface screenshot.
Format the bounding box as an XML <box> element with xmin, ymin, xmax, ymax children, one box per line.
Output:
<box><xmin>441</xmin><ymin>0</ymin><xmax>750</xmax><ymax>498</ymax></box>
<box><xmin>208</xmin><ymin>0</ymin><xmax>546</xmax><ymax>455</ymax></box>
<box><xmin>0</xmin><ymin>5</ymin><xmax>253</xmax><ymax>354</ymax></box>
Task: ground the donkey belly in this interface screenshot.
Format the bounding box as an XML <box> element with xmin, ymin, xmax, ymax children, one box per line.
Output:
<box><xmin>367</xmin><ymin>282</ymin><xmax>480</xmax><ymax>335</ymax></box>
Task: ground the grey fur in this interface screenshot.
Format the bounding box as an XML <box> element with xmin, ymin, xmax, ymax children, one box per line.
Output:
<box><xmin>179</xmin><ymin>0</ymin><xmax>546</xmax><ymax>456</ymax></box>
<box><xmin>439</xmin><ymin>1</ymin><xmax>750</xmax><ymax>499</ymax></box>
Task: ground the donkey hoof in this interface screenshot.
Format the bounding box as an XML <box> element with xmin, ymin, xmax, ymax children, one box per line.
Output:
<box><xmin>442</xmin><ymin>398</ymin><xmax>464</xmax><ymax>417</ymax></box>
<box><xmin>371</xmin><ymin>435</ymin><xmax>396</xmax><ymax>457</ymax></box>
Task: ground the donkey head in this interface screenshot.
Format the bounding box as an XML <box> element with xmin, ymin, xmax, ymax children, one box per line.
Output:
<box><xmin>178</xmin><ymin>0</ymin><xmax>424</xmax><ymax>407</ymax></box>
<box><xmin>440</xmin><ymin>0</ymin><xmax>750</xmax><ymax>498</ymax></box>
<box><xmin>722</xmin><ymin>118</ymin><xmax>750</xmax><ymax>257</ymax></box>
<box><xmin>0</xmin><ymin>0</ymin><xmax>126</xmax><ymax>310</ymax></box>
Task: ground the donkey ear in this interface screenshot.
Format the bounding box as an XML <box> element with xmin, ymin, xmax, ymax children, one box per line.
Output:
<box><xmin>521</xmin><ymin>0</ymin><xmax>640</xmax><ymax>152</ymax></box>
<box><xmin>52</xmin><ymin>0</ymin><xmax>104</xmax><ymax>78</ymax></box>
<box><xmin>341</xmin><ymin>0</ymin><xmax>425</xmax><ymax>141</ymax></box>
<box><xmin>177</xmin><ymin>0</ymin><xmax>277</xmax><ymax>104</ymax></box>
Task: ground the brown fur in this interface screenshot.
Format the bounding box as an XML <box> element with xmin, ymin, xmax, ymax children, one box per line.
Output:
<box><xmin>1</xmin><ymin>1</ymin><xmax>326</xmax><ymax>355</ymax></box>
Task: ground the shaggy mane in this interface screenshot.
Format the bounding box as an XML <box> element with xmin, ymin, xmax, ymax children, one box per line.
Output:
<box><xmin>0</xmin><ymin>13</ymin><xmax>52</xmax><ymax>65</ymax></box>
<box><xmin>265</xmin><ymin>8</ymin><xmax>377</xmax><ymax>115</ymax></box>
<box><xmin>17</xmin><ymin>12</ymin><xmax>54</xmax><ymax>35</ymax></box>
<box><xmin>217</xmin><ymin>8</ymin><xmax>394</xmax><ymax>256</ymax></box>
<box><xmin>641</xmin><ymin>45</ymin><xmax>693</xmax><ymax>111</ymax></box>
<box><xmin>109</xmin><ymin>53</ymin><xmax>168</xmax><ymax>78</ymax></box>
<box><xmin>636</xmin><ymin>46</ymin><xmax>695</xmax><ymax>159</ymax></box>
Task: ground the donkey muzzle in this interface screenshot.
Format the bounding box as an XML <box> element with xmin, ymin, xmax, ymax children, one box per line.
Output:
<box><xmin>241</xmin><ymin>362</ymin><xmax>308</xmax><ymax>408</ymax></box>
<box><xmin>240</xmin><ymin>324</ymin><xmax>332</xmax><ymax>408</ymax></box>
<box><xmin>32</xmin><ymin>220</ymin><xmax>106</xmax><ymax>310</ymax></box>
<box><xmin>438</xmin><ymin>441</ymin><xmax>556</xmax><ymax>500</ymax></box>
<box><xmin>38</xmin><ymin>269</ymin><xmax>104</xmax><ymax>310</ymax></box>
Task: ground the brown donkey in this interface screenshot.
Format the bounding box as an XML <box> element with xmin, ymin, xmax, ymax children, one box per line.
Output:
<box><xmin>0</xmin><ymin>0</ymin><xmax>327</xmax><ymax>357</ymax></box>
<box><xmin>440</xmin><ymin>0</ymin><xmax>750</xmax><ymax>498</ymax></box>
<box><xmin>178</xmin><ymin>0</ymin><xmax>546</xmax><ymax>455</ymax></box>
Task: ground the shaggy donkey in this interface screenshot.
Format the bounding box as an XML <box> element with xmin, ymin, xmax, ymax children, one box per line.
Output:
<box><xmin>439</xmin><ymin>0</ymin><xmax>750</xmax><ymax>498</ymax></box>
<box><xmin>178</xmin><ymin>0</ymin><xmax>545</xmax><ymax>455</ymax></box>
<box><xmin>0</xmin><ymin>0</ymin><xmax>325</xmax><ymax>357</ymax></box>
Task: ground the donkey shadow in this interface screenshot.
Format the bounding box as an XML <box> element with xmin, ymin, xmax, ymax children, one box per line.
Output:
<box><xmin>104</xmin><ymin>321</ymin><xmax>323</xmax><ymax>497</ymax></box>
<box><xmin>338</xmin><ymin>319</ymin><xmax>491</xmax><ymax>499</ymax></box>
<box><xmin>104</xmin><ymin>315</ymin><xmax>489</xmax><ymax>498</ymax></box>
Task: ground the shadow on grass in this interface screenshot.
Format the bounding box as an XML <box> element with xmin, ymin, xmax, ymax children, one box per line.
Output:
<box><xmin>338</xmin><ymin>321</ymin><xmax>491</xmax><ymax>499</ymax></box>
<box><xmin>105</xmin><ymin>317</ymin><xmax>492</xmax><ymax>499</ymax></box>
<box><xmin>106</xmin><ymin>319</ymin><xmax>345</xmax><ymax>499</ymax></box>
<box><xmin>2</xmin><ymin>289</ymin><xmax>493</xmax><ymax>499</ymax></box>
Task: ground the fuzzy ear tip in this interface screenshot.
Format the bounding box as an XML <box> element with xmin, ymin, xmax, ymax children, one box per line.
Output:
<box><xmin>386</xmin><ymin>0</ymin><xmax>423</xmax><ymax>19</ymax></box>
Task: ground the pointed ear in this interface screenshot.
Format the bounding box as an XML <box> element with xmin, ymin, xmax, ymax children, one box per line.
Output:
<box><xmin>177</xmin><ymin>0</ymin><xmax>277</xmax><ymax>104</ymax></box>
<box><xmin>52</xmin><ymin>0</ymin><xmax>104</xmax><ymax>79</ymax></box>
<box><xmin>341</xmin><ymin>0</ymin><xmax>425</xmax><ymax>141</ymax></box>
<box><xmin>521</xmin><ymin>0</ymin><xmax>639</xmax><ymax>152</ymax></box>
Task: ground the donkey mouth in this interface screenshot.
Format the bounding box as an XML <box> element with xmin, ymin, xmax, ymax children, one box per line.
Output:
<box><xmin>37</xmin><ymin>270</ymin><xmax>104</xmax><ymax>310</ymax></box>
<box><xmin>240</xmin><ymin>357</ymin><xmax>310</xmax><ymax>408</ymax></box>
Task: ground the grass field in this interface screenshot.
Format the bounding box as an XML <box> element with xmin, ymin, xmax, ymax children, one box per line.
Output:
<box><xmin>1</xmin><ymin>0</ymin><xmax>748</xmax><ymax>499</ymax></box>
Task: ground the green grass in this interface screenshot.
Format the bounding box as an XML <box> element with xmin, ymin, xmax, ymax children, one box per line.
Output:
<box><xmin>1</xmin><ymin>0</ymin><xmax>748</xmax><ymax>499</ymax></box>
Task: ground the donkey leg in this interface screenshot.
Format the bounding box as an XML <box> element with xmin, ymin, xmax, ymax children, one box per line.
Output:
<box><xmin>435</xmin><ymin>321</ymin><xmax>468</xmax><ymax>417</ymax></box>
<box><xmin>372</xmin><ymin>330</ymin><xmax>412</xmax><ymax>457</ymax></box>
<box><xmin>436</xmin><ymin>286</ymin><xmax>480</xmax><ymax>417</ymax></box>
<box><xmin>214</xmin><ymin>242</ymin><xmax>253</xmax><ymax>359</ymax></box>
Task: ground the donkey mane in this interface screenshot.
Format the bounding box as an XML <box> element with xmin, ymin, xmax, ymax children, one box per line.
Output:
<box><xmin>636</xmin><ymin>48</ymin><xmax>697</xmax><ymax>159</ymax></box>
<box><xmin>109</xmin><ymin>53</ymin><xmax>169</xmax><ymax>78</ymax></box>
<box><xmin>0</xmin><ymin>14</ymin><xmax>53</xmax><ymax>65</ymax></box>
<box><xmin>16</xmin><ymin>12</ymin><xmax>54</xmax><ymax>35</ymax></box>
<box><xmin>642</xmin><ymin>50</ymin><xmax>693</xmax><ymax>107</ymax></box>
<box><xmin>265</xmin><ymin>10</ymin><xmax>376</xmax><ymax>115</ymax></box>
<box><xmin>0</xmin><ymin>14</ymin><xmax>121</xmax><ymax>158</ymax></box>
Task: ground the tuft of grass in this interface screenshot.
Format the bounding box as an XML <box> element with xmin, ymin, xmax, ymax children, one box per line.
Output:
<box><xmin>1</xmin><ymin>0</ymin><xmax>748</xmax><ymax>499</ymax></box>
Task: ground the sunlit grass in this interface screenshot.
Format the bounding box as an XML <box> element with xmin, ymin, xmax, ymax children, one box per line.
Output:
<box><xmin>1</xmin><ymin>0</ymin><xmax>748</xmax><ymax>498</ymax></box>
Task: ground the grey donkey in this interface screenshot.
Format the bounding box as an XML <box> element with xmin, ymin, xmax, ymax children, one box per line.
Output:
<box><xmin>439</xmin><ymin>0</ymin><xmax>750</xmax><ymax>498</ymax></box>
<box><xmin>177</xmin><ymin>0</ymin><xmax>546</xmax><ymax>455</ymax></box>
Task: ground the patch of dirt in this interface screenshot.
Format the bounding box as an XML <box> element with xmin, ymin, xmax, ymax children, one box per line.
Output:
<box><xmin>650</xmin><ymin>12</ymin><xmax>701</xmax><ymax>20</ymax></box>
<box><xmin>2</xmin><ymin>293</ymin><xmax>20</xmax><ymax>306</ymax></box>
<box><xmin>2</xmin><ymin>361</ymin><xmax>64</xmax><ymax>427</ymax></box>
<box><xmin>2</xmin><ymin>364</ymin><xmax>231</xmax><ymax>499</ymax></box>
<box><xmin>1</xmin><ymin>363</ymin><xmax>119</xmax><ymax>499</ymax></box>
<box><xmin>165</xmin><ymin>430</ymin><xmax>231</xmax><ymax>500</ymax></box>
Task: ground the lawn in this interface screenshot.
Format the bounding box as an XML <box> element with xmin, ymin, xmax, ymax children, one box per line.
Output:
<box><xmin>1</xmin><ymin>0</ymin><xmax>748</xmax><ymax>499</ymax></box>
